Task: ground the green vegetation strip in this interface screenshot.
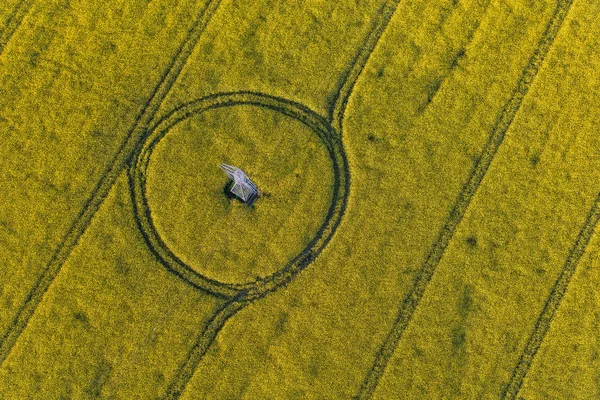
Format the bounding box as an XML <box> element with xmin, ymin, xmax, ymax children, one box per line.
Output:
<box><xmin>356</xmin><ymin>0</ymin><xmax>575</xmax><ymax>398</ymax></box>
<box><xmin>0</xmin><ymin>0</ymin><xmax>34</xmax><ymax>55</ymax></box>
<box><xmin>502</xmin><ymin>192</ymin><xmax>600</xmax><ymax>399</ymax></box>
<box><xmin>0</xmin><ymin>0</ymin><xmax>222</xmax><ymax>367</ymax></box>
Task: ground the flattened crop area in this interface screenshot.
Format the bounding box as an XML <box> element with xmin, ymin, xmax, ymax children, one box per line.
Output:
<box><xmin>0</xmin><ymin>0</ymin><xmax>598</xmax><ymax>398</ymax></box>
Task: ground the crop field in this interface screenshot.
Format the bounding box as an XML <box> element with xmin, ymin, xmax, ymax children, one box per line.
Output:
<box><xmin>0</xmin><ymin>0</ymin><xmax>599</xmax><ymax>398</ymax></box>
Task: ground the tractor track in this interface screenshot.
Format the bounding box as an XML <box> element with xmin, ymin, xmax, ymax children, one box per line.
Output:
<box><xmin>501</xmin><ymin>192</ymin><xmax>600</xmax><ymax>399</ymax></box>
<box><xmin>328</xmin><ymin>0</ymin><xmax>400</xmax><ymax>133</ymax></box>
<box><xmin>0</xmin><ymin>0</ymin><xmax>34</xmax><ymax>56</ymax></box>
<box><xmin>0</xmin><ymin>0</ymin><xmax>223</xmax><ymax>367</ymax></box>
<box><xmin>162</xmin><ymin>299</ymin><xmax>245</xmax><ymax>399</ymax></box>
<box><xmin>355</xmin><ymin>1</ymin><xmax>575</xmax><ymax>398</ymax></box>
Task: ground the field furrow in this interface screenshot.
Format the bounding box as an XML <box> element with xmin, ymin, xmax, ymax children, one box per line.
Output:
<box><xmin>519</xmin><ymin>214</ymin><xmax>600</xmax><ymax>399</ymax></box>
<box><xmin>157</xmin><ymin>0</ymin><xmax>392</xmax><ymax>120</ymax></box>
<box><xmin>503</xmin><ymin>194</ymin><xmax>600</xmax><ymax>399</ymax></box>
<box><xmin>328</xmin><ymin>0</ymin><xmax>400</xmax><ymax>132</ymax></box>
<box><xmin>163</xmin><ymin>300</ymin><xmax>244</xmax><ymax>399</ymax></box>
<box><xmin>0</xmin><ymin>0</ymin><xmax>33</xmax><ymax>56</ymax></box>
<box><xmin>504</xmin><ymin>2</ymin><xmax>600</xmax><ymax>397</ymax></box>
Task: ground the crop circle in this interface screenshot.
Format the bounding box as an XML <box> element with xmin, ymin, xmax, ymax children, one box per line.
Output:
<box><xmin>129</xmin><ymin>92</ymin><xmax>349</xmax><ymax>300</ymax></box>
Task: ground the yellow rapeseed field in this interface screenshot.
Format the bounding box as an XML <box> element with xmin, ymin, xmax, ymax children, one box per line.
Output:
<box><xmin>0</xmin><ymin>0</ymin><xmax>599</xmax><ymax>398</ymax></box>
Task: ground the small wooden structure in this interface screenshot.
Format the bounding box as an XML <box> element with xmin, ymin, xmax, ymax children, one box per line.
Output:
<box><xmin>220</xmin><ymin>163</ymin><xmax>260</xmax><ymax>206</ymax></box>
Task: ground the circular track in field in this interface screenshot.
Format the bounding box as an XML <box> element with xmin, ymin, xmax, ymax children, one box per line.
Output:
<box><xmin>129</xmin><ymin>92</ymin><xmax>349</xmax><ymax>300</ymax></box>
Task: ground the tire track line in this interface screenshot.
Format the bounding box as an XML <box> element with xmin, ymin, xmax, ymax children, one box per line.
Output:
<box><xmin>502</xmin><ymin>193</ymin><xmax>600</xmax><ymax>399</ymax></box>
<box><xmin>162</xmin><ymin>299</ymin><xmax>245</xmax><ymax>400</ymax></box>
<box><xmin>355</xmin><ymin>1</ymin><xmax>575</xmax><ymax>398</ymax></box>
<box><xmin>0</xmin><ymin>0</ymin><xmax>223</xmax><ymax>366</ymax></box>
<box><xmin>328</xmin><ymin>0</ymin><xmax>400</xmax><ymax>132</ymax></box>
<box><xmin>0</xmin><ymin>0</ymin><xmax>34</xmax><ymax>56</ymax></box>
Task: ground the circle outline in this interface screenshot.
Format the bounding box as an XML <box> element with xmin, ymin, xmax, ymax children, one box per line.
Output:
<box><xmin>129</xmin><ymin>91</ymin><xmax>349</xmax><ymax>300</ymax></box>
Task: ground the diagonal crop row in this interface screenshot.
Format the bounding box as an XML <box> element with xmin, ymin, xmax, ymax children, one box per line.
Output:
<box><xmin>0</xmin><ymin>0</ymin><xmax>224</xmax><ymax>367</ymax></box>
<box><xmin>328</xmin><ymin>0</ymin><xmax>401</xmax><ymax>133</ymax></box>
<box><xmin>162</xmin><ymin>299</ymin><xmax>245</xmax><ymax>399</ymax></box>
<box><xmin>0</xmin><ymin>0</ymin><xmax>34</xmax><ymax>56</ymax></box>
<box><xmin>501</xmin><ymin>192</ymin><xmax>600</xmax><ymax>399</ymax></box>
<box><xmin>355</xmin><ymin>1</ymin><xmax>576</xmax><ymax>398</ymax></box>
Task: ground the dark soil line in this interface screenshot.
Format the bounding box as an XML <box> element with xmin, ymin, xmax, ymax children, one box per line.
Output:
<box><xmin>328</xmin><ymin>0</ymin><xmax>400</xmax><ymax>133</ymax></box>
<box><xmin>0</xmin><ymin>0</ymin><xmax>34</xmax><ymax>56</ymax></box>
<box><xmin>162</xmin><ymin>299</ymin><xmax>246</xmax><ymax>400</ymax></box>
<box><xmin>502</xmin><ymin>192</ymin><xmax>600</xmax><ymax>399</ymax></box>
